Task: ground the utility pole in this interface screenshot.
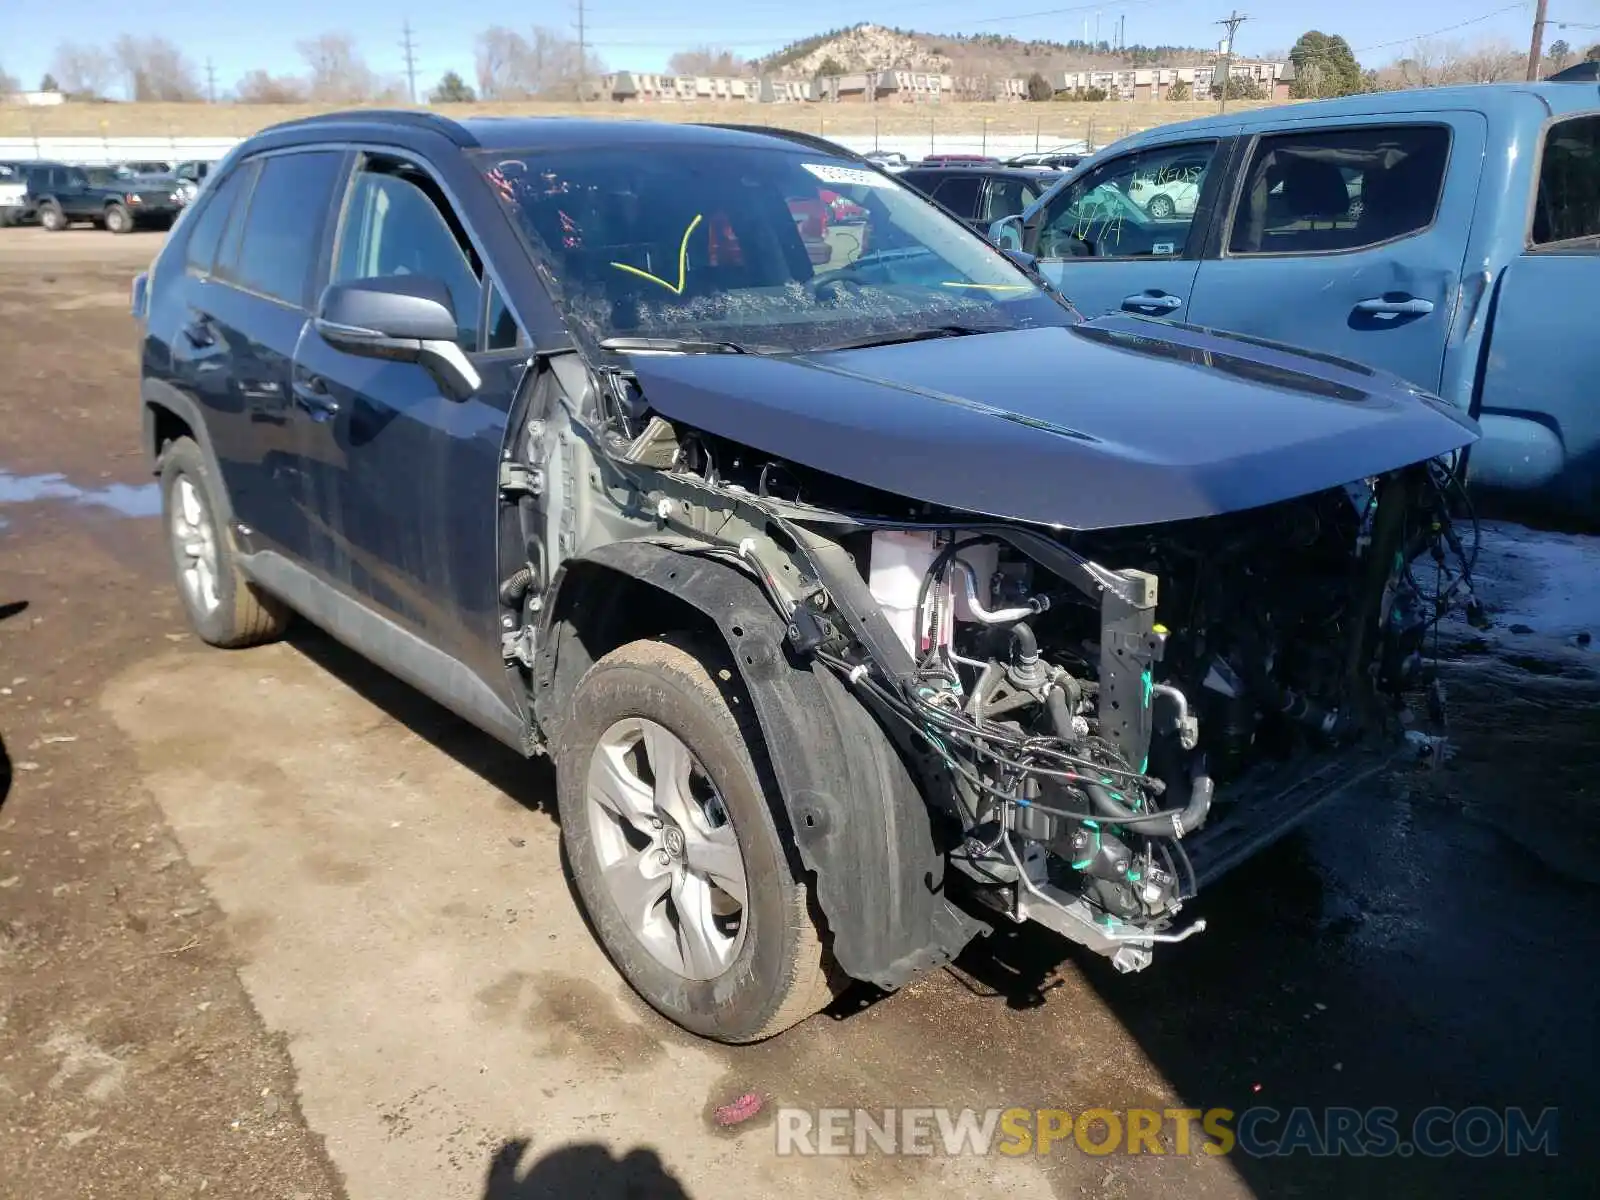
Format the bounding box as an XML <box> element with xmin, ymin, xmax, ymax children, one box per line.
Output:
<box><xmin>1215</xmin><ymin>10</ymin><xmax>1247</xmax><ymax>113</ymax></box>
<box><xmin>205</xmin><ymin>57</ymin><xmax>217</xmax><ymax>103</ymax></box>
<box><xmin>575</xmin><ymin>0</ymin><xmax>588</xmax><ymax>102</ymax></box>
<box><xmin>401</xmin><ymin>19</ymin><xmax>419</xmax><ymax>104</ymax></box>
<box><xmin>1526</xmin><ymin>0</ymin><xmax>1550</xmax><ymax>80</ymax></box>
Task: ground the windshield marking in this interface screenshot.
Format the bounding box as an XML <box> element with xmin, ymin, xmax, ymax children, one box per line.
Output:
<box><xmin>801</xmin><ymin>162</ymin><xmax>896</xmax><ymax>189</ymax></box>
<box><xmin>609</xmin><ymin>213</ymin><xmax>704</xmax><ymax>295</ymax></box>
<box><xmin>940</xmin><ymin>282</ymin><xmax>1035</xmax><ymax>292</ymax></box>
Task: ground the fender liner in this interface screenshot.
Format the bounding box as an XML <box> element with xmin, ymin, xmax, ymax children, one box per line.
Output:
<box><xmin>535</xmin><ymin>539</ymin><xmax>984</xmax><ymax>990</ymax></box>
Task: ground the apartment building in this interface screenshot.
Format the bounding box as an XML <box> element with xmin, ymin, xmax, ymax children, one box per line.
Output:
<box><xmin>1051</xmin><ymin>60</ymin><xmax>1291</xmax><ymax>101</ymax></box>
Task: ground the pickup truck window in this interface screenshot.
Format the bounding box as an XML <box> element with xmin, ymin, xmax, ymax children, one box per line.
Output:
<box><xmin>1033</xmin><ymin>140</ymin><xmax>1219</xmax><ymax>260</ymax></box>
<box><xmin>1532</xmin><ymin>114</ymin><xmax>1600</xmax><ymax>247</ymax></box>
<box><xmin>1227</xmin><ymin>125</ymin><xmax>1449</xmax><ymax>256</ymax></box>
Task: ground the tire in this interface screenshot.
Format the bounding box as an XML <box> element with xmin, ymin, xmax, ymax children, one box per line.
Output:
<box><xmin>37</xmin><ymin>201</ymin><xmax>66</xmax><ymax>232</ymax></box>
<box><xmin>1147</xmin><ymin>194</ymin><xmax>1176</xmax><ymax>220</ymax></box>
<box><xmin>557</xmin><ymin>636</ymin><xmax>836</xmax><ymax>1043</ymax></box>
<box><xmin>104</xmin><ymin>202</ymin><xmax>133</xmax><ymax>235</ymax></box>
<box><xmin>158</xmin><ymin>437</ymin><xmax>289</xmax><ymax>648</ymax></box>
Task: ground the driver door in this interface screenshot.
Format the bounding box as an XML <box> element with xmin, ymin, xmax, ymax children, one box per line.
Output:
<box><xmin>1018</xmin><ymin>135</ymin><xmax>1238</xmax><ymax>321</ymax></box>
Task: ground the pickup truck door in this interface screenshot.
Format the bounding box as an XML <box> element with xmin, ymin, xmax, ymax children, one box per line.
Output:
<box><xmin>1470</xmin><ymin>111</ymin><xmax>1600</xmax><ymax>510</ymax></box>
<box><xmin>1011</xmin><ymin>133</ymin><xmax>1240</xmax><ymax>320</ymax></box>
<box><xmin>1186</xmin><ymin>113</ymin><xmax>1487</xmax><ymax>395</ymax></box>
<box><xmin>291</xmin><ymin>150</ymin><xmax>532</xmax><ymax>693</ymax></box>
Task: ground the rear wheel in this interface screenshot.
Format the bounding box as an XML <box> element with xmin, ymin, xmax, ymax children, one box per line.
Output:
<box><xmin>37</xmin><ymin>201</ymin><xmax>66</xmax><ymax>232</ymax></box>
<box><xmin>1147</xmin><ymin>193</ymin><xmax>1176</xmax><ymax>219</ymax></box>
<box><xmin>557</xmin><ymin>636</ymin><xmax>836</xmax><ymax>1042</ymax></box>
<box><xmin>104</xmin><ymin>203</ymin><xmax>133</xmax><ymax>234</ymax></box>
<box><xmin>158</xmin><ymin>437</ymin><xmax>289</xmax><ymax>648</ymax></box>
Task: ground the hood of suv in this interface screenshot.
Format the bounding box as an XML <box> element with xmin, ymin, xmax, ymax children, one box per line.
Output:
<box><xmin>625</xmin><ymin>314</ymin><xmax>1479</xmax><ymax>530</ymax></box>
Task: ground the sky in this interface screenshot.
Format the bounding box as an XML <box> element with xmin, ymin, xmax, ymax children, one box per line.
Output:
<box><xmin>2</xmin><ymin>0</ymin><xmax>1595</xmax><ymax>96</ymax></box>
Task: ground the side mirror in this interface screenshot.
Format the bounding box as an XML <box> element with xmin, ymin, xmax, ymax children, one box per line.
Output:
<box><xmin>988</xmin><ymin>214</ymin><xmax>1025</xmax><ymax>252</ymax></box>
<box><xmin>314</xmin><ymin>275</ymin><xmax>481</xmax><ymax>401</ymax></box>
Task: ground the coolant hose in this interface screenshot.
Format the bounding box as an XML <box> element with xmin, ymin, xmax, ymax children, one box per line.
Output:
<box><xmin>498</xmin><ymin>564</ymin><xmax>536</xmax><ymax>607</ymax></box>
<box><xmin>1046</xmin><ymin>682</ymin><xmax>1077</xmax><ymax>743</ymax></box>
<box><xmin>1085</xmin><ymin>775</ymin><xmax>1213</xmax><ymax>838</ymax></box>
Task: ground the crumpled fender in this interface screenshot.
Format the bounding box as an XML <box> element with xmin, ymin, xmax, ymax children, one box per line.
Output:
<box><xmin>539</xmin><ymin>539</ymin><xmax>983</xmax><ymax>989</ymax></box>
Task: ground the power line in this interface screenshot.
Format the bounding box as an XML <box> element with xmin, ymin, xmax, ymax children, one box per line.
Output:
<box><xmin>400</xmin><ymin>19</ymin><xmax>419</xmax><ymax>104</ymax></box>
<box><xmin>1215</xmin><ymin>9</ymin><xmax>1246</xmax><ymax>113</ymax></box>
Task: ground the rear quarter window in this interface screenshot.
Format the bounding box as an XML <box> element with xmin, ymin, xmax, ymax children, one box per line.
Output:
<box><xmin>1531</xmin><ymin>114</ymin><xmax>1600</xmax><ymax>247</ymax></box>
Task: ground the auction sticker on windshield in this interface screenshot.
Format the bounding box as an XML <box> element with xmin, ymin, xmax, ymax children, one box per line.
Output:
<box><xmin>802</xmin><ymin>163</ymin><xmax>897</xmax><ymax>189</ymax></box>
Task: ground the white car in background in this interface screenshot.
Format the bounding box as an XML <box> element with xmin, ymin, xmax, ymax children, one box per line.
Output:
<box><xmin>1127</xmin><ymin>155</ymin><xmax>1208</xmax><ymax>219</ymax></box>
<box><xmin>0</xmin><ymin>163</ymin><xmax>27</xmax><ymax>226</ymax></box>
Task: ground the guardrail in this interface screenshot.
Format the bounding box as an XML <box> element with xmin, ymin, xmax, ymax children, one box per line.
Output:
<box><xmin>0</xmin><ymin>132</ymin><xmax>1094</xmax><ymax>166</ymax></box>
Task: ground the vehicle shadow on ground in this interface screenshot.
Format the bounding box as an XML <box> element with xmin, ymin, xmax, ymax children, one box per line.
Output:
<box><xmin>0</xmin><ymin>600</ymin><xmax>27</xmax><ymax>811</ymax></box>
<box><xmin>283</xmin><ymin>623</ymin><xmax>557</xmax><ymax>819</ymax></box>
<box><xmin>482</xmin><ymin>1138</ymin><xmax>691</xmax><ymax>1199</ymax></box>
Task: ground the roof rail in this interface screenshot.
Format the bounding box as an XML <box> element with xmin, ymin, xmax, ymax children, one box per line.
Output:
<box><xmin>694</xmin><ymin>123</ymin><xmax>872</xmax><ymax>164</ymax></box>
<box><xmin>257</xmin><ymin>108</ymin><xmax>479</xmax><ymax>148</ymax></box>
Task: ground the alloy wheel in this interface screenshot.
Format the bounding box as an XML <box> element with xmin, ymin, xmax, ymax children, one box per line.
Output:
<box><xmin>169</xmin><ymin>474</ymin><xmax>220</xmax><ymax>615</ymax></box>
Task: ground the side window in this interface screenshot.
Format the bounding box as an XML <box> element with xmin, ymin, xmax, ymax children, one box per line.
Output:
<box><xmin>899</xmin><ymin>170</ymin><xmax>938</xmax><ymax>196</ymax></box>
<box><xmin>980</xmin><ymin>177</ymin><xmax>1040</xmax><ymax>223</ymax></box>
<box><xmin>1228</xmin><ymin>125</ymin><xmax>1450</xmax><ymax>256</ymax></box>
<box><xmin>332</xmin><ymin>159</ymin><xmax>484</xmax><ymax>351</ymax></box>
<box><xmin>485</xmin><ymin>284</ymin><xmax>528</xmax><ymax>351</ymax></box>
<box><xmin>1033</xmin><ymin>141</ymin><xmax>1218</xmax><ymax>260</ymax></box>
<box><xmin>64</xmin><ymin>168</ymin><xmax>87</xmax><ymax>189</ymax></box>
<box><xmin>183</xmin><ymin>166</ymin><xmax>250</xmax><ymax>275</ymax></box>
<box><xmin>931</xmin><ymin>175</ymin><xmax>982</xmax><ymax>218</ymax></box>
<box><xmin>225</xmin><ymin>151</ymin><xmax>343</xmax><ymax>307</ymax></box>
<box><xmin>1532</xmin><ymin>115</ymin><xmax>1600</xmax><ymax>247</ymax></box>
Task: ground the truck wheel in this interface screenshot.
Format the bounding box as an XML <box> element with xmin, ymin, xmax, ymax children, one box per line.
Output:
<box><xmin>158</xmin><ymin>437</ymin><xmax>289</xmax><ymax>648</ymax></box>
<box><xmin>37</xmin><ymin>201</ymin><xmax>66</xmax><ymax>232</ymax></box>
<box><xmin>104</xmin><ymin>202</ymin><xmax>133</xmax><ymax>234</ymax></box>
<box><xmin>557</xmin><ymin>636</ymin><xmax>837</xmax><ymax>1043</ymax></box>
<box><xmin>1147</xmin><ymin>194</ymin><xmax>1176</xmax><ymax>219</ymax></box>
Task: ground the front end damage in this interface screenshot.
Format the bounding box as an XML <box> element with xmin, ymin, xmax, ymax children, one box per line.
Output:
<box><xmin>506</xmin><ymin>337</ymin><xmax>1482</xmax><ymax>976</ymax></box>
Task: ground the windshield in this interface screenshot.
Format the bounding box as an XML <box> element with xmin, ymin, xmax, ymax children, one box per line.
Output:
<box><xmin>474</xmin><ymin>142</ymin><xmax>1075</xmax><ymax>353</ymax></box>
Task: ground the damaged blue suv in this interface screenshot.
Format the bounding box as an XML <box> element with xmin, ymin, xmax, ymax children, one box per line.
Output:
<box><xmin>134</xmin><ymin>112</ymin><xmax>1479</xmax><ymax>1043</ymax></box>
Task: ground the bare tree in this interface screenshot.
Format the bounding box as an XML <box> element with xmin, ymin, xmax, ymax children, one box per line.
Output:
<box><xmin>473</xmin><ymin>25</ymin><xmax>603</xmax><ymax>99</ymax></box>
<box><xmin>1396</xmin><ymin>37</ymin><xmax>1523</xmax><ymax>86</ymax></box>
<box><xmin>1395</xmin><ymin>39</ymin><xmax>1456</xmax><ymax>88</ymax></box>
<box><xmin>296</xmin><ymin>32</ymin><xmax>376</xmax><ymax>103</ymax></box>
<box><xmin>50</xmin><ymin>42</ymin><xmax>115</xmax><ymax>98</ymax></box>
<box><xmin>0</xmin><ymin>63</ymin><xmax>17</xmax><ymax>95</ymax></box>
<box><xmin>235</xmin><ymin>69</ymin><xmax>309</xmax><ymax>104</ymax></box>
<box><xmin>112</xmin><ymin>34</ymin><xmax>202</xmax><ymax>101</ymax></box>
<box><xmin>667</xmin><ymin>46</ymin><xmax>746</xmax><ymax>76</ymax></box>
<box><xmin>1457</xmin><ymin>38</ymin><xmax>1522</xmax><ymax>83</ymax></box>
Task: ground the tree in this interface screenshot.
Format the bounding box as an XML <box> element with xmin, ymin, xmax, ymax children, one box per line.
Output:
<box><xmin>473</xmin><ymin>25</ymin><xmax>601</xmax><ymax>100</ymax></box>
<box><xmin>1025</xmin><ymin>71</ymin><xmax>1054</xmax><ymax>101</ymax></box>
<box><xmin>1587</xmin><ymin>44</ymin><xmax>1600</xmax><ymax>62</ymax></box>
<box><xmin>39</xmin><ymin>72</ymin><xmax>60</xmax><ymax>92</ymax></box>
<box><xmin>0</xmin><ymin>65</ymin><xmax>16</xmax><ymax>96</ymax></box>
<box><xmin>235</xmin><ymin>69</ymin><xmax>309</xmax><ymax>104</ymax></box>
<box><xmin>1167</xmin><ymin>78</ymin><xmax>1192</xmax><ymax>100</ymax></box>
<box><xmin>1288</xmin><ymin>31</ymin><xmax>1363</xmax><ymax>98</ymax></box>
<box><xmin>112</xmin><ymin>35</ymin><xmax>202</xmax><ymax>101</ymax></box>
<box><xmin>297</xmin><ymin>32</ymin><xmax>377</xmax><ymax>103</ymax></box>
<box><xmin>667</xmin><ymin>46</ymin><xmax>746</xmax><ymax>76</ymax></box>
<box><xmin>50</xmin><ymin>42</ymin><xmax>115</xmax><ymax>99</ymax></box>
<box><xmin>815</xmin><ymin>56</ymin><xmax>845</xmax><ymax>77</ymax></box>
<box><xmin>1210</xmin><ymin>75</ymin><xmax>1265</xmax><ymax>101</ymax></box>
<box><xmin>1548</xmin><ymin>39</ymin><xmax>1573</xmax><ymax>72</ymax></box>
<box><xmin>429</xmin><ymin>70</ymin><xmax>476</xmax><ymax>103</ymax></box>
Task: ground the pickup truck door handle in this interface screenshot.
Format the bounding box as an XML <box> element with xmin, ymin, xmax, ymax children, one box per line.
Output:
<box><xmin>1353</xmin><ymin>296</ymin><xmax>1435</xmax><ymax>316</ymax></box>
<box><xmin>1122</xmin><ymin>292</ymin><xmax>1183</xmax><ymax>313</ymax></box>
<box><xmin>181</xmin><ymin>315</ymin><xmax>216</xmax><ymax>348</ymax></box>
<box><xmin>291</xmin><ymin>376</ymin><xmax>339</xmax><ymax>421</ymax></box>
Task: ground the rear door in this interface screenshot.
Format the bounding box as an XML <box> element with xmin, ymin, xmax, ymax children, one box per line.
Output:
<box><xmin>1187</xmin><ymin>115</ymin><xmax>1486</xmax><ymax>393</ymax></box>
<box><xmin>927</xmin><ymin>173</ymin><xmax>985</xmax><ymax>226</ymax></box>
<box><xmin>1472</xmin><ymin>111</ymin><xmax>1600</xmax><ymax>513</ymax></box>
<box><xmin>1021</xmin><ymin>134</ymin><xmax>1236</xmax><ymax>320</ymax></box>
<box><xmin>198</xmin><ymin>149</ymin><xmax>347</xmax><ymax>563</ymax></box>
<box><xmin>292</xmin><ymin>149</ymin><xmax>530</xmax><ymax>683</ymax></box>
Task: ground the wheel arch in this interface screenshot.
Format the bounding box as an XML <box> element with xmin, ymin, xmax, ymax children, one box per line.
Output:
<box><xmin>533</xmin><ymin>539</ymin><xmax>983</xmax><ymax>990</ymax></box>
<box><xmin>141</xmin><ymin>379</ymin><xmax>235</xmax><ymax>524</ymax></box>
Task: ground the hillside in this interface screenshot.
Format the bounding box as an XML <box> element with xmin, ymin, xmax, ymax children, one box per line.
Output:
<box><xmin>759</xmin><ymin>23</ymin><xmax>1214</xmax><ymax>79</ymax></box>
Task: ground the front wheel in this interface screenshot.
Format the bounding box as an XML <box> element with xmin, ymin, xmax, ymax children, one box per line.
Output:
<box><xmin>557</xmin><ymin>636</ymin><xmax>837</xmax><ymax>1043</ymax></box>
<box><xmin>1147</xmin><ymin>194</ymin><xmax>1176</xmax><ymax>220</ymax></box>
<box><xmin>104</xmin><ymin>202</ymin><xmax>133</xmax><ymax>234</ymax></box>
<box><xmin>37</xmin><ymin>201</ymin><xmax>66</xmax><ymax>232</ymax></box>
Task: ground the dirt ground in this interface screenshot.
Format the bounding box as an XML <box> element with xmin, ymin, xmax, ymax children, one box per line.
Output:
<box><xmin>1</xmin><ymin>227</ymin><xmax>1597</xmax><ymax>1200</ymax></box>
<box><xmin>0</xmin><ymin>96</ymin><xmax>1284</xmax><ymax>144</ymax></box>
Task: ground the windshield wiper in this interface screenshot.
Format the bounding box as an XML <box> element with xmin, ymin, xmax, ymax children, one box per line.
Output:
<box><xmin>598</xmin><ymin>336</ymin><xmax>749</xmax><ymax>356</ymax></box>
<box><xmin>812</xmin><ymin>324</ymin><xmax>994</xmax><ymax>353</ymax></box>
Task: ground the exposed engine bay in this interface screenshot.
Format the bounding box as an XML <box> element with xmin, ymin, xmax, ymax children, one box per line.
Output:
<box><xmin>506</xmin><ymin>349</ymin><xmax>1481</xmax><ymax>975</ymax></box>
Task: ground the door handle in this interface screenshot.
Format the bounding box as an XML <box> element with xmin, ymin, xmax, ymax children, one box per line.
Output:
<box><xmin>1122</xmin><ymin>292</ymin><xmax>1183</xmax><ymax>312</ymax></box>
<box><xmin>292</xmin><ymin>376</ymin><xmax>339</xmax><ymax>421</ymax></box>
<box><xmin>1353</xmin><ymin>296</ymin><xmax>1434</xmax><ymax>316</ymax></box>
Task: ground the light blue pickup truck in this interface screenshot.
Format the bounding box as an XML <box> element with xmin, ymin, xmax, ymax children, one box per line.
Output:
<box><xmin>990</xmin><ymin>84</ymin><xmax>1600</xmax><ymax>521</ymax></box>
